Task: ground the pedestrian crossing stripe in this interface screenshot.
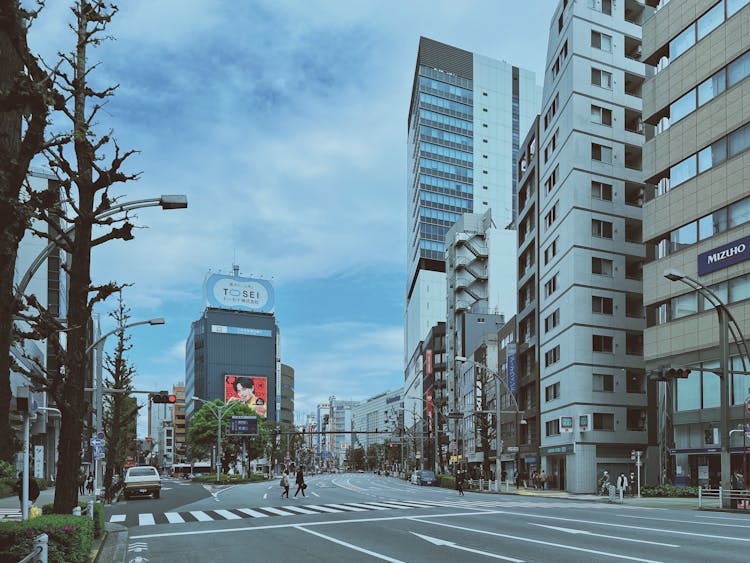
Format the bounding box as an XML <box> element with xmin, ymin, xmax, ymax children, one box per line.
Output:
<box><xmin>109</xmin><ymin>497</ymin><xmax>641</xmax><ymax>528</ymax></box>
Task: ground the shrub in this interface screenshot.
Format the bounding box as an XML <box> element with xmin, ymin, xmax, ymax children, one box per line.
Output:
<box><xmin>0</xmin><ymin>477</ymin><xmax>14</xmax><ymax>499</ymax></box>
<box><xmin>0</xmin><ymin>514</ymin><xmax>93</xmax><ymax>563</ymax></box>
<box><xmin>42</xmin><ymin>501</ymin><xmax>104</xmax><ymax>538</ymax></box>
<box><xmin>192</xmin><ymin>473</ymin><xmax>266</xmax><ymax>484</ymax></box>
<box><xmin>641</xmin><ymin>484</ymin><xmax>699</xmax><ymax>497</ymax></box>
<box><xmin>438</xmin><ymin>474</ymin><xmax>455</xmax><ymax>489</ymax></box>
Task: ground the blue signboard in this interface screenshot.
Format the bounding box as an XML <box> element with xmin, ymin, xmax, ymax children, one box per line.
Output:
<box><xmin>507</xmin><ymin>343</ymin><xmax>517</xmax><ymax>395</ymax></box>
<box><xmin>698</xmin><ymin>235</ymin><xmax>750</xmax><ymax>276</ymax></box>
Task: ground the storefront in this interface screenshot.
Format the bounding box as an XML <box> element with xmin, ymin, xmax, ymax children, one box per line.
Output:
<box><xmin>540</xmin><ymin>444</ymin><xmax>573</xmax><ymax>490</ymax></box>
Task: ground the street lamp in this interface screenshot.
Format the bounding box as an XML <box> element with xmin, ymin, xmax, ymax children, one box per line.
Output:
<box><xmin>456</xmin><ymin>356</ymin><xmax>524</xmax><ymax>492</ymax></box>
<box><xmin>664</xmin><ymin>268</ymin><xmax>750</xmax><ymax>503</ymax></box>
<box><xmin>192</xmin><ymin>396</ymin><xmax>244</xmax><ymax>481</ymax></box>
<box><xmin>85</xmin><ymin>317</ymin><xmax>165</xmax><ymax>498</ymax></box>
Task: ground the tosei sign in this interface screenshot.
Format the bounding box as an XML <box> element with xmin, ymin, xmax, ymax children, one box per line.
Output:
<box><xmin>203</xmin><ymin>273</ymin><xmax>274</xmax><ymax>313</ymax></box>
<box><xmin>698</xmin><ymin>235</ymin><xmax>750</xmax><ymax>276</ymax></box>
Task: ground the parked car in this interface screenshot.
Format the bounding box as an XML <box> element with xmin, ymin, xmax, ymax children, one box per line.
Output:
<box><xmin>414</xmin><ymin>470</ymin><xmax>437</xmax><ymax>486</ymax></box>
<box><xmin>123</xmin><ymin>466</ymin><xmax>161</xmax><ymax>500</ymax></box>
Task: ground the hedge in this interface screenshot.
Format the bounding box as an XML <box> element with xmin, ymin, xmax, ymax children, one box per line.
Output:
<box><xmin>192</xmin><ymin>473</ymin><xmax>267</xmax><ymax>484</ymax></box>
<box><xmin>0</xmin><ymin>514</ymin><xmax>93</xmax><ymax>563</ymax></box>
<box><xmin>42</xmin><ymin>501</ymin><xmax>105</xmax><ymax>538</ymax></box>
<box><xmin>437</xmin><ymin>474</ymin><xmax>456</xmax><ymax>489</ymax></box>
<box><xmin>641</xmin><ymin>484</ymin><xmax>699</xmax><ymax>497</ymax></box>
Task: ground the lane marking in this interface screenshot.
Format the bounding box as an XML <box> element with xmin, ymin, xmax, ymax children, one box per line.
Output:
<box><xmin>189</xmin><ymin>511</ymin><xmax>212</xmax><ymax>522</ymax></box>
<box><xmin>164</xmin><ymin>512</ymin><xmax>185</xmax><ymax>524</ymax></box>
<box><xmin>294</xmin><ymin>525</ymin><xmax>405</xmax><ymax>563</ymax></box>
<box><xmin>214</xmin><ymin>509</ymin><xmax>241</xmax><ymax>520</ymax></box>
<box><xmin>323</xmin><ymin>503</ymin><xmax>368</xmax><ymax>512</ymax></box>
<box><xmin>410</xmin><ymin>518</ymin><xmax>663</xmax><ymax>563</ymax></box>
<box><xmin>311</xmin><ymin>491</ymin><xmax>320</xmax><ymax>497</ymax></box>
<box><xmin>346</xmin><ymin>502</ymin><xmax>389</xmax><ymax>511</ymax></box>
<box><xmin>300</xmin><ymin>504</ymin><xmax>342</xmax><ymax>514</ymax></box>
<box><xmin>282</xmin><ymin>505</ymin><xmax>320</xmax><ymax>515</ymax></box>
<box><xmin>110</xmin><ymin>514</ymin><xmax>126</xmax><ymax>523</ymax></box>
<box><xmin>258</xmin><ymin>506</ymin><xmax>296</xmax><ymax>516</ymax></box>
<box><xmin>263</xmin><ymin>493</ymin><xmax>268</xmax><ymax>500</ymax></box>
<box><xmin>695</xmin><ymin>514</ymin><xmax>750</xmax><ymax>521</ymax></box>
<box><xmin>530</xmin><ymin>523</ymin><xmax>678</xmax><ymax>547</ymax></box>
<box><xmin>138</xmin><ymin>513</ymin><xmax>155</xmax><ymax>526</ymax></box>
<box><xmin>411</xmin><ymin>532</ymin><xmax>524</xmax><ymax>562</ymax></box>
<box><xmin>618</xmin><ymin>513</ymin><xmax>750</xmax><ymax>530</ymax></box>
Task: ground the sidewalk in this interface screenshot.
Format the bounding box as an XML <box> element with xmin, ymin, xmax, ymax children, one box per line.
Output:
<box><xmin>0</xmin><ymin>486</ymin><xmax>57</xmax><ymax>518</ymax></box>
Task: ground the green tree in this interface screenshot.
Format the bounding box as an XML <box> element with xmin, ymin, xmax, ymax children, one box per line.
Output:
<box><xmin>187</xmin><ymin>401</ymin><xmax>267</xmax><ymax>474</ymax></box>
<box><xmin>345</xmin><ymin>446</ymin><xmax>365</xmax><ymax>470</ymax></box>
<box><xmin>102</xmin><ymin>293</ymin><xmax>139</xmax><ymax>502</ymax></box>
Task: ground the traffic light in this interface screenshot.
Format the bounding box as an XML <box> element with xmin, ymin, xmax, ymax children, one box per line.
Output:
<box><xmin>151</xmin><ymin>391</ymin><xmax>176</xmax><ymax>404</ymax></box>
<box><xmin>666</xmin><ymin>368</ymin><xmax>691</xmax><ymax>379</ymax></box>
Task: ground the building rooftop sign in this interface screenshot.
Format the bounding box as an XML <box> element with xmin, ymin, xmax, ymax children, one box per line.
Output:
<box><xmin>203</xmin><ymin>272</ymin><xmax>274</xmax><ymax>313</ymax></box>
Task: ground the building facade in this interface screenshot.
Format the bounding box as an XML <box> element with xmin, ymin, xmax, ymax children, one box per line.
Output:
<box><xmin>404</xmin><ymin>36</ymin><xmax>542</xmax><ymax>379</ymax></box>
<box><xmin>279</xmin><ymin>364</ymin><xmax>295</xmax><ymax>427</ymax></box>
<box><xmin>352</xmin><ymin>389</ymin><xmax>404</xmax><ymax>451</ymax></box>
<box><xmin>641</xmin><ymin>0</ymin><xmax>750</xmax><ymax>487</ymax></box>
<box><xmin>172</xmin><ymin>383</ymin><xmax>187</xmax><ymax>462</ymax></box>
<box><xmin>534</xmin><ymin>0</ymin><xmax>652</xmax><ymax>492</ymax></box>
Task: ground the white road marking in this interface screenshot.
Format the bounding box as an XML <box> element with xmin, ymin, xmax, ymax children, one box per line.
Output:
<box><xmin>695</xmin><ymin>514</ymin><xmax>750</xmax><ymax>521</ymax></box>
<box><xmin>412</xmin><ymin>532</ymin><xmax>524</xmax><ymax>562</ymax></box>
<box><xmin>236</xmin><ymin>508</ymin><xmax>269</xmax><ymax>518</ymax></box>
<box><xmin>323</xmin><ymin>503</ymin><xmax>368</xmax><ymax>512</ymax></box>
<box><xmin>282</xmin><ymin>505</ymin><xmax>320</xmax><ymax>515</ymax></box>
<box><xmin>214</xmin><ymin>509</ymin><xmax>241</xmax><ymax>520</ymax></box>
<box><xmin>164</xmin><ymin>512</ymin><xmax>184</xmax><ymax>524</ymax></box>
<box><xmin>138</xmin><ymin>513</ymin><xmax>155</xmax><ymax>526</ymax></box>
<box><xmin>364</xmin><ymin>501</ymin><xmax>415</xmax><ymax>510</ymax></box>
<box><xmin>189</xmin><ymin>511</ymin><xmax>213</xmax><ymax>522</ymax></box>
<box><xmin>110</xmin><ymin>514</ymin><xmax>126</xmax><ymax>523</ymax></box>
<box><xmin>263</xmin><ymin>493</ymin><xmax>268</xmax><ymax>500</ymax></box>
<box><xmin>619</xmin><ymin>513</ymin><xmax>750</xmax><ymax>529</ymax></box>
<box><xmin>295</xmin><ymin>525</ymin><xmax>405</xmax><ymax>563</ymax></box>
<box><xmin>346</xmin><ymin>502</ymin><xmax>389</xmax><ymax>511</ymax></box>
<box><xmin>410</xmin><ymin>518</ymin><xmax>663</xmax><ymax>563</ymax></box>
<box><xmin>298</xmin><ymin>504</ymin><xmax>342</xmax><ymax>514</ymax></box>
<box><xmin>258</xmin><ymin>506</ymin><xmax>295</xmax><ymax>516</ymax></box>
<box><xmin>311</xmin><ymin>491</ymin><xmax>320</xmax><ymax>497</ymax></box>
<box><xmin>530</xmin><ymin>523</ymin><xmax>679</xmax><ymax>547</ymax></box>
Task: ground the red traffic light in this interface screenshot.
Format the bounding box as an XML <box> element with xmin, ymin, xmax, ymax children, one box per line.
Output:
<box><xmin>667</xmin><ymin>368</ymin><xmax>691</xmax><ymax>379</ymax></box>
<box><xmin>151</xmin><ymin>391</ymin><xmax>177</xmax><ymax>404</ymax></box>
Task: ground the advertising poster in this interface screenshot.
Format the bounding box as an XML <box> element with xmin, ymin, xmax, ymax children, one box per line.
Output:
<box><xmin>224</xmin><ymin>375</ymin><xmax>267</xmax><ymax>418</ymax></box>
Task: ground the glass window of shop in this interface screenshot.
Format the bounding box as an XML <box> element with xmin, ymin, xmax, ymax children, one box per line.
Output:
<box><xmin>676</xmin><ymin>370</ymin><xmax>701</xmax><ymax>411</ymax></box>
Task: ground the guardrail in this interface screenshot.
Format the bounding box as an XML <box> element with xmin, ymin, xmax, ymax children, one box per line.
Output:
<box><xmin>18</xmin><ymin>534</ymin><xmax>47</xmax><ymax>563</ymax></box>
<box><xmin>467</xmin><ymin>479</ymin><xmax>513</xmax><ymax>492</ymax></box>
<box><xmin>698</xmin><ymin>488</ymin><xmax>750</xmax><ymax>510</ymax></box>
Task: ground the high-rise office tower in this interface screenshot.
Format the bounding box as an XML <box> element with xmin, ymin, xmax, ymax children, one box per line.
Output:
<box><xmin>641</xmin><ymin>0</ymin><xmax>750</xmax><ymax>488</ymax></box>
<box><xmin>534</xmin><ymin>0</ymin><xmax>652</xmax><ymax>493</ymax></box>
<box><xmin>405</xmin><ymin>36</ymin><xmax>541</xmax><ymax>375</ymax></box>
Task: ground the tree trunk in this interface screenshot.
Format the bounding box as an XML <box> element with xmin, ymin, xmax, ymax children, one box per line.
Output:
<box><xmin>0</xmin><ymin>8</ymin><xmax>24</xmax><ymax>464</ymax></box>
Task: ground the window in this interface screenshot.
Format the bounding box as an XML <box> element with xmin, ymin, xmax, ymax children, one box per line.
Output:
<box><xmin>593</xmin><ymin>373</ymin><xmax>614</xmax><ymax>392</ymax></box>
<box><xmin>670</xmin><ymin>24</ymin><xmax>695</xmax><ymax>60</ymax></box>
<box><xmin>545</xmin><ymin>165</ymin><xmax>559</xmax><ymax>193</ymax></box>
<box><xmin>545</xmin><ymin>382</ymin><xmax>560</xmax><ymax>401</ymax></box>
<box><xmin>544</xmin><ymin>345</ymin><xmax>561</xmax><ymax>367</ymax></box>
<box><xmin>545</xmin><ymin>308</ymin><xmax>560</xmax><ymax>332</ymax></box>
<box><xmin>592</xmin><ymin>219</ymin><xmax>613</xmax><ymax>238</ymax></box>
<box><xmin>592</xmin><ymin>295</ymin><xmax>614</xmax><ymax>314</ymax></box>
<box><xmin>545</xmin><ymin>202</ymin><xmax>558</xmax><ymax>230</ymax></box>
<box><xmin>591</xmin><ymin>104</ymin><xmax>612</xmax><ymax>126</ymax></box>
<box><xmin>593</xmin><ymin>413</ymin><xmax>614</xmax><ymax>431</ymax></box>
<box><xmin>697</xmin><ymin>1</ymin><xmax>724</xmax><ymax>40</ymax></box>
<box><xmin>592</xmin><ymin>257</ymin><xmax>613</xmax><ymax>276</ymax></box>
<box><xmin>592</xmin><ymin>334</ymin><xmax>614</xmax><ymax>352</ymax></box>
<box><xmin>544</xmin><ymin>238</ymin><xmax>559</xmax><ymax>265</ymax></box>
<box><xmin>592</xmin><ymin>143</ymin><xmax>613</xmax><ymax>164</ymax></box>
<box><xmin>544</xmin><ymin>93</ymin><xmax>559</xmax><ymax>130</ymax></box>
<box><xmin>729</xmin><ymin>0</ymin><xmax>750</xmax><ymax>16</ymax></box>
<box><xmin>589</xmin><ymin>0</ymin><xmax>612</xmax><ymax>15</ymax></box>
<box><xmin>670</xmin><ymin>90</ymin><xmax>696</xmax><ymax>124</ymax></box>
<box><xmin>626</xmin><ymin>408</ymin><xmax>646</xmax><ymax>431</ymax></box>
<box><xmin>591</xmin><ymin>30</ymin><xmax>612</xmax><ymax>52</ymax></box>
<box><xmin>591</xmin><ymin>68</ymin><xmax>612</xmax><ymax>89</ymax></box>
<box><xmin>544</xmin><ymin>274</ymin><xmax>558</xmax><ymax>297</ymax></box>
<box><xmin>626</xmin><ymin>370</ymin><xmax>646</xmax><ymax>393</ymax></box>
<box><xmin>591</xmin><ymin>180</ymin><xmax>613</xmax><ymax>200</ymax></box>
<box><xmin>729</xmin><ymin>197</ymin><xmax>750</xmax><ymax>228</ymax></box>
<box><xmin>546</xmin><ymin>418</ymin><xmax>560</xmax><ymax>436</ymax></box>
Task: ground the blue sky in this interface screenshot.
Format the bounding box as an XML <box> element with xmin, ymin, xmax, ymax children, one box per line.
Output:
<box><xmin>29</xmin><ymin>0</ymin><xmax>553</xmax><ymax>436</ymax></box>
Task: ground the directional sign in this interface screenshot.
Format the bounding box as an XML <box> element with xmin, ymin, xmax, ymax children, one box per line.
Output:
<box><xmin>228</xmin><ymin>416</ymin><xmax>258</xmax><ymax>436</ymax></box>
<box><xmin>93</xmin><ymin>444</ymin><xmax>105</xmax><ymax>460</ymax></box>
<box><xmin>90</xmin><ymin>438</ymin><xmax>104</xmax><ymax>447</ymax></box>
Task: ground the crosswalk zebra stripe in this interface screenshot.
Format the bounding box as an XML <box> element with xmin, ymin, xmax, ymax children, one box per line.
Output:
<box><xmin>214</xmin><ymin>509</ymin><xmax>241</xmax><ymax>520</ymax></box>
<box><xmin>365</xmin><ymin>501</ymin><xmax>419</xmax><ymax>510</ymax></box>
<box><xmin>322</xmin><ymin>503</ymin><xmax>367</xmax><ymax>512</ymax></box>
<box><xmin>110</xmin><ymin>514</ymin><xmax>126</xmax><ymax>523</ymax></box>
<box><xmin>164</xmin><ymin>512</ymin><xmax>184</xmax><ymax>524</ymax></box>
<box><xmin>345</xmin><ymin>502</ymin><xmax>390</xmax><ymax>510</ymax></box>
<box><xmin>281</xmin><ymin>505</ymin><xmax>320</xmax><ymax>515</ymax></box>
<box><xmin>138</xmin><ymin>513</ymin><xmax>155</xmax><ymax>526</ymax></box>
<box><xmin>190</xmin><ymin>510</ymin><xmax>213</xmax><ymax>522</ymax></box>
<box><xmin>257</xmin><ymin>506</ymin><xmax>295</xmax><ymax>516</ymax></box>
<box><xmin>236</xmin><ymin>508</ymin><xmax>269</xmax><ymax>518</ymax></box>
<box><xmin>300</xmin><ymin>504</ymin><xmax>342</xmax><ymax>513</ymax></box>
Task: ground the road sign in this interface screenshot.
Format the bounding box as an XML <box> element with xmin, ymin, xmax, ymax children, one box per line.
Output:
<box><xmin>745</xmin><ymin>397</ymin><xmax>750</xmax><ymax>413</ymax></box>
<box><xmin>506</xmin><ymin>446</ymin><xmax>519</xmax><ymax>452</ymax></box>
<box><xmin>228</xmin><ymin>416</ymin><xmax>258</xmax><ymax>436</ymax></box>
<box><xmin>97</xmin><ymin>431</ymin><xmax>105</xmax><ymax>440</ymax></box>
<box><xmin>90</xmin><ymin>438</ymin><xmax>104</xmax><ymax>447</ymax></box>
<box><xmin>93</xmin><ymin>444</ymin><xmax>104</xmax><ymax>460</ymax></box>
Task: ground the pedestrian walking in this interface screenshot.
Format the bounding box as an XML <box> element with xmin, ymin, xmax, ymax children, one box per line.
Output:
<box><xmin>599</xmin><ymin>470</ymin><xmax>610</xmax><ymax>495</ymax></box>
<box><xmin>616</xmin><ymin>472</ymin><xmax>628</xmax><ymax>501</ymax></box>
<box><xmin>294</xmin><ymin>467</ymin><xmax>306</xmax><ymax>497</ymax></box>
<box><xmin>15</xmin><ymin>472</ymin><xmax>40</xmax><ymax>510</ymax></box>
<box><xmin>86</xmin><ymin>473</ymin><xmax>94</xmax><ymax>494</ymax></box>
<box><xmin>78</xmin><ymin>471</ymin><xmax>86</xmax><ymax>495</ymax></box>
<box><xmin>280</xmin><ymin>471</ymin><xmax>290</xmax><ymax>498</ymax></box>
<box><xmin>456</xmin><ymin>471</ymin><xmax>465</xmax><ymax>496</ymax></box>
<box><xmin>539</xmin><ymin>470</ymin><xmax>547</xmax><ymax>490</ymax></box>
<box><xmin>513</xmin><ymin>469</ymin><xmax>519</xmax><ymax>488</ymax></box>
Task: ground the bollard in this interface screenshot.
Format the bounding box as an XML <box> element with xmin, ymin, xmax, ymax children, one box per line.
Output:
<box><xmin>719</xmin><ymin>486</ymin><xmax>723</xmax><ymax>509</ymax></box>
<box><xmin>87</xmin><ymin>500</ymin><xmax>94</xmax><ymax>519</ymax></box>
<box><xmin>698</xmin><ymin>486</ymin><xmax>702</xmax><ymax>509</ymax></box>
<box><xmin>33</xmin><ymin>533</ymin><xmax>48</xmax><ymax>563</ymax></box>
<box><xmin>72</xmin><ymin>506</ymin><xmax>81</xmax><ymax>516</ymax></box>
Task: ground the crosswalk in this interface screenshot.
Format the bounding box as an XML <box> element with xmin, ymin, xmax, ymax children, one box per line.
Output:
<box><xmin>108</xmin><ymin>497</ymin><xmax>640</xmax><ymax>528</ymax></box>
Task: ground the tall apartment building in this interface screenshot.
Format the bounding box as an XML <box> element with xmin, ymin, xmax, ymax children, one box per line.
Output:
<box><xmin>534</xmin><ymin>0</ymin><xmax>652</xmax><ymax>493</ymax></box>
<box><xmin>279</xmin><ymin>364</ymin><xmax>294</xmax><ymax>426</ymax></box>
<box><xmin>172</xmin><ymin>383</ymin><xmax>187</xmax><ymax>462</ymax></box>
<box><xmin>404</xmin><ymin>37</ymin><xmax>541</xmax><ymax>377</ymax></box>
<box><xmin>641</xmin><ymin>0</ymin><xmax>750</xmax><ymax>487</ymax></box>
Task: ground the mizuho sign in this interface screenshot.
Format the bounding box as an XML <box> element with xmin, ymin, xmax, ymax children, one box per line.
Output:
<box><xmin>698</xmin><ymin>235</ymin><xmax>750</xmax><ymax>276</ymax></box>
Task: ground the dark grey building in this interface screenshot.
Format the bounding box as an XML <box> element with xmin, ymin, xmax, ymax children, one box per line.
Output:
<box><xmin>185</xmin><ymin>307</ymin><xmax>279</xmax><ymax>423</ymax></box>
<box><xmin>280</xmin><ymin>363</ymin><xmax>294</xmax><ymax>426</ymax></box>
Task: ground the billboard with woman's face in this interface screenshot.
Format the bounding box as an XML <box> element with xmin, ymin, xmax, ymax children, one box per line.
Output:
<box><xmin>224</xmin><ymin>375</ymin><xmax>267</xmax><ymax>418</ymax></box>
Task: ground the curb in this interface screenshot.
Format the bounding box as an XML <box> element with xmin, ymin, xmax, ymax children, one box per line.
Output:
<box><xmin>95</xmin><ymin>522</ymin><xmax>128</xmax><ymax>563</ymax></box>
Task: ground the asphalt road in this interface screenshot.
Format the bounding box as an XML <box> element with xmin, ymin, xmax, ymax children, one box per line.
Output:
<box><xmin>106</xmin><ymin>473</ymin><xmax>750</xmax><ymax>562</ymax></box>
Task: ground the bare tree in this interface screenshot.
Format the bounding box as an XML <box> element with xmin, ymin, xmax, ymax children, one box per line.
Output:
<box><xmin>0</xmin><ymin>0</ymin><xmax>61</xmax><ymax>463</ymax></box>
<box><xmin>30</xmin><ymin>0</ymin><xmax>139</xmax><ymax>513</ymax></box>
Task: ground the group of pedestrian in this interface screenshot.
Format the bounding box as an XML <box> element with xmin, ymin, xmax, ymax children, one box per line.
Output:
<box><xmin>77</xmin><ymin>471</ymin><xmax>94</xmax><ymax>495</ymax></box>
<box><xmin>280</xmin><ymin>467</ymin><xmax>306</xmax><ymax>498</ymax></box>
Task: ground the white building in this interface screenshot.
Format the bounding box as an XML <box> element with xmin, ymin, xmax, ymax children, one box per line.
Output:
<box><xmin>351</xmin><ymin>389</ymin><xmax>403</xmax><ymax>451</ymax></box>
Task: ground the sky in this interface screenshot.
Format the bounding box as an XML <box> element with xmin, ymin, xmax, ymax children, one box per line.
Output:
<box><xmin>27</xmin><ymin>0</ymin><xmax>554</xmax><ymax>437</ymax></box>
